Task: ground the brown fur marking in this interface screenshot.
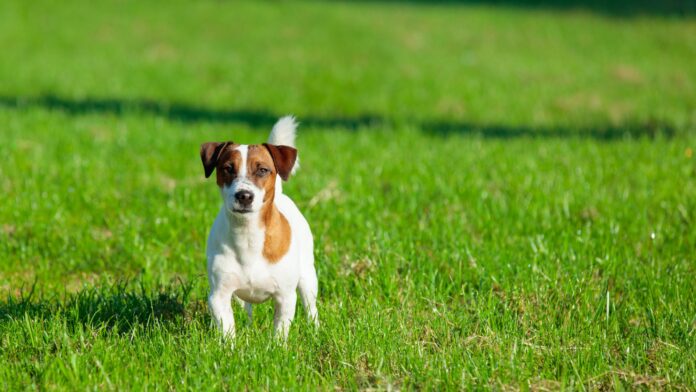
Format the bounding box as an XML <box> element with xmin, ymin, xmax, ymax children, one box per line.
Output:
<box><xmin>261</xmin><ymin>206</ymin><xmax>291</xmax><ymax>263</ymax></box>
<box><xmin>214</xmin><ymin>145</ymin><xmax>242</xmax><ymax>187</ymax></box>
<box><xmin>247</xmin><ymin>146</ymin><xmax>292</xmax><ymax>263</ymax></box>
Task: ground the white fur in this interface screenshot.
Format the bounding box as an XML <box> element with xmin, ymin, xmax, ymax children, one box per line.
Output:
<box><xmin>206</xmin><ymin>118</ymin><xmax>318</xmax><ymax>341</ymax></box>
<box><xmin>268</xmin><ymin>116</ymin><xmax>298</xmax><ymax>149</ymax></box>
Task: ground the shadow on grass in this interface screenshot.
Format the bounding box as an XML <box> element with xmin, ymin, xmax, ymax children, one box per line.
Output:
<box><xmin>356</xmin><ymin>0</ymin><xmax>696</xmax><ymax>17</ymax></box>
<box><xmin>0</xmin><ymin>280</ymin><xmax>206</xmax><ymax>332</ymax></box>
<box><xmin>0</xmin><ymin>94</ymin><xmax>680</xmax><ymax>140</ymax></box>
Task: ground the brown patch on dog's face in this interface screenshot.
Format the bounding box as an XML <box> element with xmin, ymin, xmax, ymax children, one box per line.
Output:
<box><xmin>213</xmin><ymin>145</ymin><xmax>242</xmax><ymax>187</ymax></box>
<box><xmin>246</xmin><ymin>145</ymin><xmax>278</xmax><ymax>199</ymax></box>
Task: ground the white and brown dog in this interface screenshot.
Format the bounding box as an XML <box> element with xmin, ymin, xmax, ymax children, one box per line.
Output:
<box><xmin>200</xmin><ymin>116</ymin><xmax>318</xmax><ymax>340</ymax></box>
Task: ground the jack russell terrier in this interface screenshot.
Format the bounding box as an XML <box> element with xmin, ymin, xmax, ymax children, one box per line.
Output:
<box><xmin>200</xmin><ymin>116</ymin><xmax>318</xmax><ymax>340</ymax></box>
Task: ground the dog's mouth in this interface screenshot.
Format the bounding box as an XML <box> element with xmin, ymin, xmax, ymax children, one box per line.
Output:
<box><xmin>231</xmin><ymin>207</ymin><xmax>253</xmax><ymax>214</ymax></box>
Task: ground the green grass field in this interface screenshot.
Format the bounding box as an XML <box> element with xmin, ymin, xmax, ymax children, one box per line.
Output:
<box><xmin>1</xmin><ymin>0</ymin><xmax>695</xmax><ymax>389</ymax></box>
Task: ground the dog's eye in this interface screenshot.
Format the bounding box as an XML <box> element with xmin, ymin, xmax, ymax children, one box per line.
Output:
<box><xmin>224</xmin><ymin>165</ymin><xmax>235</xmax><ymax>175</ymax></box>
<box><xmin>257</xmin><ymin>167</ymin><xmax>270</xmax><ymax>177</ymax></box>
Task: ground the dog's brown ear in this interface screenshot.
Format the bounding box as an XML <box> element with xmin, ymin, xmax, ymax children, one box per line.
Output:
<box><xmin>263</xmin><ymin>143</ymin><xmax>297</xmax><ymax>181</ymax></box>
<box><xmin>200</xmin><ymin>142</ymin><xmax>231</xmax><ymax>178</ymax></box>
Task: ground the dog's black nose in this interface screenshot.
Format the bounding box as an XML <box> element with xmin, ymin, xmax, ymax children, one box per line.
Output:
<box><xmin>234</xmin><ymin>190</ymin><xmax>254</xmax><ymax>206</ymax></box>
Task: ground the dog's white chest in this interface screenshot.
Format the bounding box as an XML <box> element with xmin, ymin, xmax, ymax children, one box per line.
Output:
<box><xmin>209</xmin><ymin>244</ymin><xmax>278</xmax><ymax>304</ymax></box>
<box><xmin>234</xmin><ymin>262</ymin><xmax>277</xmax><ymax>303</ymax></box>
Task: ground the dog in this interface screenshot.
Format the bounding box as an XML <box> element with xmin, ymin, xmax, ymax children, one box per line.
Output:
<box><xmin>200</xmin><ymin>116</ymin><xmax>318</xmax><ymax>340</ymax></box>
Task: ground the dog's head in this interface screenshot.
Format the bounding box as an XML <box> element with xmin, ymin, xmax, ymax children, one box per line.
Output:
<box><xmin>200</xmin><ymin>142</ymin><xmax>297</xmax><ymax>216</ymax></box>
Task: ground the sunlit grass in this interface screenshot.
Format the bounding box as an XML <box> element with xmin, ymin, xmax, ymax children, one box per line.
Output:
<box><xmin>0</xmin><ymin>0</ymin><xmax>695</xmax><ymax>389</ymax></box>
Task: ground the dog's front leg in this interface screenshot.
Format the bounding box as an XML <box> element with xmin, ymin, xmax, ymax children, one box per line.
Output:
<box><xmin>208</xmin><ymin>288</ymin><xmax>235</xmax><ymax>339</ymax></box>
<box><xmin>273</xmin><ymin>291</ymin><xmax>297</xmax><ymax>340</ymax></box>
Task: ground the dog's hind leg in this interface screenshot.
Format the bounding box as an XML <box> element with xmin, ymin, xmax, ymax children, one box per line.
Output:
<box><xmin>244</xmin><ymin>302</ymin><xmax>252</xmax><ymax>323</ymax></box>
<box><xmin>273</xmin><ymin>291</ymin><xmax>297</xmax><ymax>340</ymax></box>
<box><xmin>298</xmin><ymin>263</ymin><xmax>319</xmax><ymax>326</ymax></box>
<box><xmin>233</xmin><ymin>295</ymin><xmax>253</xmax><ymax>324</ymax></box>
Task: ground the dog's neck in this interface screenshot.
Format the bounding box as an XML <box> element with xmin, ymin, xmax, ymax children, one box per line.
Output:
<box><xmin>222</xmin><ymin>198</ymin><xmax>288</xmax><ymax>260</ymax></box>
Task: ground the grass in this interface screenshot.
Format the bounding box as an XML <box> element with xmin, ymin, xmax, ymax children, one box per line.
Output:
<box><xmin>0</xmin><ymin>0</ymin><xmax>695</xmax><ymax>389</ymax></box>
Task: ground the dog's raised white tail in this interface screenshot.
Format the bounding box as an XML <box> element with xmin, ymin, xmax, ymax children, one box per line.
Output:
<box><xmin>268</xmin><ymin>115</ymin><xmax>298</xmax><ymax>147</ymax></box>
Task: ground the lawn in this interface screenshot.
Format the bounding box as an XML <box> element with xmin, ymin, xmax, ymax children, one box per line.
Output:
<box><xmin>1</xmin><ymin>0</ymin><xmax>695</xmax><ymax>389</ymax></box>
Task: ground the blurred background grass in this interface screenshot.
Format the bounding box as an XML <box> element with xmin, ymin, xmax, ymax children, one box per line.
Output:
<box><xmin>1</xmin><ymin>0</ymin><xmax>695</xmax><ymax>132</ymax></box>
